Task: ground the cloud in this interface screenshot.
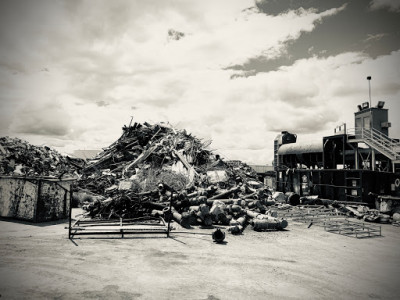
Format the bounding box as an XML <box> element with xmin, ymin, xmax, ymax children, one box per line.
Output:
<box><xmin>168</xmin><ymin>29</ymin><xmax>185</xmax><ymax>41</ymax></box>
<box><xmin>177</xmin><ymin>50</ymin><xmax>400</xmax><ymax>163</ymax></box>
<box><xmin>369</xmin><ymin>0</ymin><xmax>400</xmax><ymax>12</ymax></box>
<box><xmin>1</xmin><ymin>1</ymin><xmax>399</xmax><ymax>165</ymax></box>
<box><xmin>96</xmin><ymin>100</ymin><xmax>110</xmax><ymax>107</ymax></box>
<box><xmin>10</xmin><ymin>101</ymin><xmax>72</xmax><ymax>136</ymax></box>
<box><xmin>364</xmin><ymin>33</ymin><xmax>388</xmax><ymax>43</ymax></box>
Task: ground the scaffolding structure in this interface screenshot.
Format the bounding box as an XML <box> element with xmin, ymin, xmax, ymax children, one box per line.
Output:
<box><xmin>67</xmin><ymin>183</ymin><xmax>171</xmax><ymax>239</ymax></box>
<box><xmin>323</xmin><ymin>219</ymin><xmax>382</xmax><ymax>238</ymax></box>
<box><xmin>69</xmin><ymin>216</ymin><xmax>169</xmax><ymax>239</ymax></box>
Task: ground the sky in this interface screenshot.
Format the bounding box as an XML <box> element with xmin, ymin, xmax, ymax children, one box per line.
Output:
<box><xmin>0</xmin><ymin>0</ymin><xmax>399</xmax><ymax>165</ymax></box>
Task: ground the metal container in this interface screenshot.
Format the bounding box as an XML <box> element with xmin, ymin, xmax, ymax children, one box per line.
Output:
<box><xmin>0</xmin><ymin>175</ymin><xmax>75</xmax><ymax>222</ymax></box>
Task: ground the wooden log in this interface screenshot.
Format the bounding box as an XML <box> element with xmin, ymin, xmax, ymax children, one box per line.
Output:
<box><xmin>151</xmin><ymin>209</ymin><xmax>164</xmax><ymax>217</ymax></box>
<box><xmin>227</xmin><ymin>225</ymin><xmax>243</xmax><ymax>234</ymax></box>
<box><xmin>206</xmin><ymin>198</ymin><xmax>237</xmax><ymax>206</ymax></box>
<box><xmin>142</xmin><ymin>201</ymin><xmax>167</xmax><ymax>210</ymax></box>
<box><xmin>83</xmin><ymin>153</ymin><xmax>112</xmax><ymax>171</ymax></box>
<box><xmin>203</xmin><ymin>214</ymin><xmax>213</xmax><ymax>226</ymax></box>
<box><xmin>246</xmin><ymin>210</ymin><xmax>260</xmax><ymax>219</ymax></box>
<box><xmin>73</xmin><ymin>190</ymin><xmax>105</xmax><ymax>206</ymax></box>
<box><xmin>163</xmin><ymin>207</ymin><xmax>191</xmax><ymax>228</ymax></box>
<box><xmin>187</xmin><ymin>190</ymin><xmax>208</xmax><ymax>198</ymax></box>
<box><xmin>123</xmin><ymin>143</ymin><xmax>159</xmax><ymax>175</ymax></box>
<box><xmin>173</xmin><ymin>149</ymin><xmax>198</xmax><ymax>176</ymax></box>
<box><xmin>341</xmin><ymin>205</ymin><xmax>364</xmax><ymax>218</ymax></box>
<box><xmin>264</xmin><ymin>200</ymin><xmax>276</xmax><ymax>206</ymax></box>
<box><xmin>252</xmin><ymin>219</ymin><xmax>280</xmax><ymax>231</ymax></box>
<box><xmin>229</xmin><ymin>216</ymin><xmax>246</xmax><ymax>226</ymax></box>
<box><xmin>187</xmin><ymin>196</ymin><xmax>207</xmax><ymax>206</ymax></box>
<box><xmin>0</xmin><ymin>144</ymin><xmax>7</xmax><ymax>155</ymax></box>
<box><xmin>246</xmin><ymin>210</ymin><xmax>288</xmax><ymax>229</ymax></box>
<box><xmin>242</xmin><ymin>192</ymin><xmax>257</xmax><ymax>199</ymax></box>
<box><xmin>138</xmin><ymin>190</ymin><xmax>158</xmax><ymax>197</ymax></box>
<box><xmin>286</xmin><ymin>192</ymin><xmax>300</xmax><ymax>206</ymax></box>
<box><xmin>196</xmin><ymin>204</ymin><xmax>213</xmax><ymax>226</ymax></box>
<box><xmin>209</xmin><ymin>187</ymin><xmax>240</xmax><ymax>200</ymax></box>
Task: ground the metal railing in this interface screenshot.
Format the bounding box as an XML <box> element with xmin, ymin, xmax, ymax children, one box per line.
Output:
<box><xmin>347</xmin><ymin>127</ymin><xmax>400</xmax><ymax>160</ymax></box>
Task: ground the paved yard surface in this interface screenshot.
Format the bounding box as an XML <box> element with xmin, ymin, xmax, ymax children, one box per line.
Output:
<box><xmin>0</xmin><ymin>209</ymin><xmax>399</xmax><ymax>299</ymax></box>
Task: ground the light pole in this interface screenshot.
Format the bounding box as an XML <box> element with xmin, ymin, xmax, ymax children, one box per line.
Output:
<box><xmin>367</xmin><ymin>76</ymin><xmax>374</xmax><ymax>170</ymax></box>
<box><xmin>367</xmin><ymin>76</ymin><xmax>371</xmax><ymax>107</ymax></box>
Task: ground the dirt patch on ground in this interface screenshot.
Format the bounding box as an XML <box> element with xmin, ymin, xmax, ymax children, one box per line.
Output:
<box><xmin>0</xmin><ymin>209</ymin><xmax>399</xmax><ymax>299</ymax></box>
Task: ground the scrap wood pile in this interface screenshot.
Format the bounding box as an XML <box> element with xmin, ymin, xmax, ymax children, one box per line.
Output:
<box><xmin>0</xmin><ymin>136</ymin><xmax>84</xmax><ymax>178</ymax></box>
<box><xmin>77</xmin><ymin>121</ymin><xmax>288</xmax><ymax>234</ymax></box>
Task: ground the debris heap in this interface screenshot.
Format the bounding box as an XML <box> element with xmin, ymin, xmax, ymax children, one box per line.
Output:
<box><xmin>78</xmin><ymin>122</ymin><xmax>288</xmax><ymax>234</ymax></box>
<box><xmin>0</xmin><ymin>136</ymin><xmax>84</xmax><ymax>178</ymax></box>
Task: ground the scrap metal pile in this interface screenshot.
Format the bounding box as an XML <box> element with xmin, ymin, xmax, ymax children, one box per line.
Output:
<box><xmin>297</xmin><ymin>195</ymin><xmax>400</xmax><ymax>225</ymax></box>
<box><xmin>77</xmin><ymin>122</ymin><xmax>288</xmax><ymax>234</ymax></box>
<box><xmin>0</xmin><ymin>136</ymin><xmax>84</xmax><ymax>178</ymax></box>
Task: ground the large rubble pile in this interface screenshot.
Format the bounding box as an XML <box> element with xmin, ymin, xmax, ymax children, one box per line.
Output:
<box><xmin>77</xmin><ymin>122</ymin><xmax>288</xmax><ymax>234</ymax></box>
<box><xmin>0</xmin><ymin>136</ymin><xmax>84</xmax><ymax>178</ymax></box>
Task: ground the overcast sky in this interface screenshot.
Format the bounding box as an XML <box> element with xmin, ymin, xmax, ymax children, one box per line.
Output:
<box><xmin>0</xmin><ymin>0</ymin><xmax>399</xmax><ymax>165</ymax></box>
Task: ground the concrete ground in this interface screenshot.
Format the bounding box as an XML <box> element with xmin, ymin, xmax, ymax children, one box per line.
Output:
<box><xmin>0</xmin><ymin>209</ymin><xmax>399</xmax><ymax>300</ymax></box>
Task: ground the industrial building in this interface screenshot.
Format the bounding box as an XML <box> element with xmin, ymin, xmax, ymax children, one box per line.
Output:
<box><xmin>274</xmin><ymin>100</ymin><xmax>400</xmax><ymax>204</ymax></box>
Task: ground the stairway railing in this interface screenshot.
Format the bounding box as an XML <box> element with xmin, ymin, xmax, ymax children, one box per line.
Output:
<box><xmin>347</xmin><ymin>127</ymin><xmax>400</xmax><ymax>160</ymax></box>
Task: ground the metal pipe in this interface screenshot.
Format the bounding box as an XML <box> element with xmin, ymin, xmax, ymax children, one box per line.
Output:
<box><xmin>167</xmin><ymin>196</ymin><xmax>173</xmax><ymax>236</ymax></box>
<box><xmin>372</xmin><ymin>149</ymin><xmax>375</xmax><ymax>171</ymax></box>
<box><xmin>68</xmin><ymin>182</ymin><xmax>73</xmax><ymax>239</ymax></box>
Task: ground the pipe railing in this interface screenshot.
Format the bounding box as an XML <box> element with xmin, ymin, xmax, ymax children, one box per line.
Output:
<box><xmin>347</xmin><ymin>127</ymin><xmax>400</xmax><ymax>159</ymax></box>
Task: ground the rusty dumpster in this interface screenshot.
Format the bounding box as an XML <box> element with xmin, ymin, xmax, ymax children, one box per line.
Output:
<box><xmin>0</xmin><ymin>175</ymin><xmax>75</xmax><ymax>222</ymax></box>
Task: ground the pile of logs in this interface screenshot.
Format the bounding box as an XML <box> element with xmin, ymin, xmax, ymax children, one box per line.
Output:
<box><xmin>80</xmin><ymin>181</ymin><xmax>289</xmax><ymax>234</ymax></box>
<box><xmin>77</xmin><ymin>121</ymin><xmax>288</xmax><ymax>234</ymax></box>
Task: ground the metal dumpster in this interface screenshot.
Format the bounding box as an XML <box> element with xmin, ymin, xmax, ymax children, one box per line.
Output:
<box><xmin>0</xmin><ymin>175</ymin><xmax>75</xmax><ymax>222</ymax></box>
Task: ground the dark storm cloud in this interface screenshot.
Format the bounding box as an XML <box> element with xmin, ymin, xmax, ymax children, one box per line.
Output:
<box><xmin>232</xmin><ymin>0</ymin><xmax>400</xmax><ymax>73</ymax></box>
<box><xmin>255</xmin><ymin>0</ymin><xmax>345</xmax><ymax>15</ymax></box>
<box><xmin>369</xmin><ymin>0</ymin><xmax>400</xmax><ymax>12</ymax></box>
<box><xmin>0</xmin><ymin>0</ymin><xmax>64</xmax><ymax>65</ymax></box>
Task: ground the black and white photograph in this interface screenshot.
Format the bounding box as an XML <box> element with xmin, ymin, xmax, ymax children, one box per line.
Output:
<box><xmin>0</xmin><ymin>0</ymin><xmax>399</xmax><ymax>299</ymax></box>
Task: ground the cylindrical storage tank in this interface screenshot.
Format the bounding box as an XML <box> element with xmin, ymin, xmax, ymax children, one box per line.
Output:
<box><xmin>274</xmin><ymin>131</ymin><xmax>297</xmax><ymax>171</ymax></box>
